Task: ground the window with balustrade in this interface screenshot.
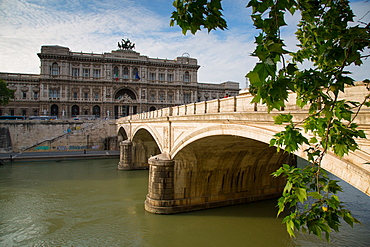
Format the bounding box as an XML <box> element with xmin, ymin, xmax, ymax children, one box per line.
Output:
<box><xmin>51</xmin><ymin>63</ymin><xmax>59</xmax><ymax>76</ymax></box>
<box><xmin>83</xmin><ymin>68</ymin><xmax>90</xmax><ymax>77</ymax></box>
<box><xmin>93</xmin><ymin>69</ymin><xmax>100</xmax><ymax>78</ymax></box>
<box><xmin>49</xmin><ymin>89</ymin><xmax>60</xmax><ymax>98</ymax></box>
<box><xmin>159</xmin><ymin>73</ymin><xmax>165</xmax><ymax>81</ymax></box>
<box><xmin>184</xmin><ymin>71</ymin><xmax>190</xmax><ymax>82</ymax></box>
<box><xmin>113</xmin><ymin>66</ymin><xmax>119</xmax><ymax>79</ymax></box>
<box><xmin>72</xmin><ymin>68</ymin><xmax>79</xmax><ymax>77</ymax></box>
<box><xmin>149</xmin><ymin>73</ymin><xmax>156</xmax><ymax>81</ymax></box>
<box><xmin>123</xmin><ymin>67</ymin><xmax>129</xmax><ymax>79</ymax></box>
<box><xmin>132</xmin><ymin>68</ymin><xmax>139</xmax><ymax>79</ymax></box>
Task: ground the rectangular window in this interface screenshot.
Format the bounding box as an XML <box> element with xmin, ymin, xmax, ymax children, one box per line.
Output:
<box><xmin>93</xmin><ymin>69</ymin><xmax>100</xmax><ymax>78</ymax></box>
<box><xmin>167</xmin><ymin>74</ymin><xmax>174</xmax><ymax>82</ymax></box>
<box><xmin>150</xmin><ymin>94</ymin><xmax>155</xmax><ymax>101</ymax></box>
<box><xmin>72</xmin><ymin>68</ymin><xmax>79</xmax><ymax>77</ymax></box>
<box><xmin>149</xmin><ymin>73</ymin><xmax>156</xmax><ymax>81</ymax></box>
<box><xmin>84</xmin><ymin>92</ymin><xmax>89</xmax><ymax>99</ymax></box>
<box><xmin>184</xmin><ymin>93</ymin><xmax>191</xmax><ymax>103</ymax></box>
<box><xmin>95</xmin><ymin>93</ymin><xmax>99</xmax><ymax>99</ymax></box>
<box><xmin>22</xmin><ymin>92</ymin><xmax>27</xmax><ymax>99</ymax></box>
<box><xmin>73</xmin><ymin>92</ymin><xmax>78</xmax><ymax>99</ymax></box>
<box><xmin>49</xmin><ymin>89</ymin><xmax>60</xmax><ymax>98</ymax></box>
<box><xmin>159</xmin><ymin>73</ymin><xmax>165</xmax><ymax>81</ymax></box>
<box><xmin>34</xmin><ymin>92</ymin><xmax>38</xmax><ymax>99</ymax></box>
<box><xmin>159</xmin><ymin>94</ymin><xmax>164</xmax><ymax>101</ymax></box>
<box><xmin>169</xmin><ymin>95</ymin><xmax>173</xmax><ymax>102</ymax></box>
<box><xmin>83</xmin><ymin>68</ymin><xmax>90</xmax><ymax>77</ymax></box>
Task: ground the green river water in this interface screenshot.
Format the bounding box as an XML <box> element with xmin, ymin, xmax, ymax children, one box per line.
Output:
<box><xmin>0</xmin><ymin>158</ymin><xmax>369</xmax><ymax>246</ymax></box>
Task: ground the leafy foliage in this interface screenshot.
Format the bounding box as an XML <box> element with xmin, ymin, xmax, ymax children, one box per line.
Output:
<box><xmin>170</xmin><ymin>0</ymin><xmax>227</xmax><ymax>34</ymax></box>
<box><xmin>0</xmin><ymin>79</ymin><xmax>15</xmax><ymax>106</ymax></box>
<box><xmin>171</xmin><ymin>0</ymin><xmax>370</xmax><ymax>241</ymax></box>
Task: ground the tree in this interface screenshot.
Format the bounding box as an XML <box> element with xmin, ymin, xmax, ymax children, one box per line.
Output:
<box><xmin>171</xmin><ymin>0</ymin><xmax>370</xmax><ymax>241</ymax></box>
<box><xmin>0</xmin><ymin>79</ymin><xmax>14</xmax><ymax>106</ymax></box>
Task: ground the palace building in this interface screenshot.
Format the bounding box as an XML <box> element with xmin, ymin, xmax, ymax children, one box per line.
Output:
<box><xmin>0</xmin><ymin>44</ymin><xmax>240</xmax><ymax>119</ymax></box>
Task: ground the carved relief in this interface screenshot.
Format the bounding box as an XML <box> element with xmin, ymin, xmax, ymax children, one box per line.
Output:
<box><xmin>20</xmin><ymin>86</ymin><xmax>29</xmax><ymax>92</ymax></box>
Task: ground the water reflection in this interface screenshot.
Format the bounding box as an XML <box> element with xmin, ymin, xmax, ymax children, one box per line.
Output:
<box><xmin>0</xmin><ymin>159</ymin><xmax>369</xmax><ymax>246</ymax></box>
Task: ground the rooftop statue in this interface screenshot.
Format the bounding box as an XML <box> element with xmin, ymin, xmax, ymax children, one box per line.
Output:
<box><xmin>117</xmin><ymin>39</ymin><xmax>135</xmax><ymax>50</ymax></box>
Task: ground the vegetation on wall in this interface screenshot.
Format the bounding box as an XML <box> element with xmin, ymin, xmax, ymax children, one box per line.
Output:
<box><xmin>0</xmin><ymin>79</ymin><xmax>14</xmax><ymax>106</ymax></box>
<box><xmin>171</xmin><ymin>0</ymin><xmax>370</xmax><ymax>241</ymax></box>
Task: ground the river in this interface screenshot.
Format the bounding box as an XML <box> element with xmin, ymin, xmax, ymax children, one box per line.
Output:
<box><xmin>0</xmin><ymin>158</ymin><xmax>369</xmax><ymax>246</ymax></box>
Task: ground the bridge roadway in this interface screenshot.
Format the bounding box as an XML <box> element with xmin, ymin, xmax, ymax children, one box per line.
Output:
<box><xmin>116</xmin><ymin>86</ymin><xmax>370</xmax><ymax>214</ymax></box>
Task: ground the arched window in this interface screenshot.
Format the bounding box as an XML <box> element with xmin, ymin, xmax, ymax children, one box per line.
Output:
<box><xmin>93</xmin><ymin>105</ymin><xmax>100</xmax><ymax>117</ymax></box>
<box><xmin>72</xmin><ymin>105</ymin><xmax>79</xmax><ymax>117</ymax></box>
<box><xmin>123</xmin><ymin>67</ymin><xmax>129</xmax><ymax>79</ymax></box>
<box><xmin>113</xmin><ymin>66</ymin><xmax>119</xmax><ymax>79</ymax></box>
<box><xmin>149</xmin><ymin>106</ymin><xmax>156</xmax><ymax>111</ymax></box>
<box><xmin>132</xmin><ymin>67</ymin><xmax>140</xmax><ymax>79</ymax></box>
<box><xmin>51</xmin><ymin>104</ymin><xmax>58</xmax><ymax>116</ymax></box>
<box><xmin>184</xmin><ymin>71</ymin><xmax>190</xmax><ymax>82</ymax></box>
<box><xmin>51</xmin><ymin>63</ymin><xmax>59</xmax><ymax>76</ymax></box>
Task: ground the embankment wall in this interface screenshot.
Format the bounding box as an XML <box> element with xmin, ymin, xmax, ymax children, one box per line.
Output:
<box><xmin>0</xmin><ymin>120</ymin><xmax>118</xmax><ymax>153</ymax></box>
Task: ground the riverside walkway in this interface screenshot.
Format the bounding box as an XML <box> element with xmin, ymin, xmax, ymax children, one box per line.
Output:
<box><xmin>0</xmin><ymin>150</ymin><xmax>119</xmax><ymax>162</ymax></box>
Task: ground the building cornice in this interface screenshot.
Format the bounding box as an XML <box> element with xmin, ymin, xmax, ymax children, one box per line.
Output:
<box><xmin>37</xmin><ymin>53</ymin><xmax>200</xmax><ymax>70</ymax></box>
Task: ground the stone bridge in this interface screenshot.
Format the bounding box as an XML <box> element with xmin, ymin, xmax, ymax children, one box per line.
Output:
<box><xmin>116</xmin><ymin>84</ymin><xmax>370</xmax><ymax>214</ymax></box>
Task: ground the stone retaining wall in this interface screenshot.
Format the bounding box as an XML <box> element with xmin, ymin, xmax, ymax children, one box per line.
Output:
<box><xmin>0</xmin><ymin>119</ymin><xmax>118</xmax><ymax>152</ymax></box>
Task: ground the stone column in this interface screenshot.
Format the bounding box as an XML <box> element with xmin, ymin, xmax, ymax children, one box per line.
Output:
<box><xmin>145</xmin><ymin>153</ymin><xmax>176</xmax><ymax>214</ymax></box>
<box><xmin>118</xmin><ymin>140</ymin><xmax>133</xmax><ymax>170</ymax></box>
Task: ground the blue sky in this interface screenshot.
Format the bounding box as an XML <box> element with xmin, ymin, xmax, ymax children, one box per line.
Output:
<box><xmin>0</xmin><ymin>0</ymin><xmax>369</xmax><ymax>89</ymax></box>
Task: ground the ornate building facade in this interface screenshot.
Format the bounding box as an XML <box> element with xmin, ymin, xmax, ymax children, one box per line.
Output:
<box><xmin>0</xmin><ymin>45</ymin><xmax>240</xmax><ymax>119</ymax></box>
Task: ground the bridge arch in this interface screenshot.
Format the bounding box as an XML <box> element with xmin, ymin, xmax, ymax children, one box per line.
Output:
<box><xmin>171</xmin><ymin>124</ymin><xmax>278</xmax><ymax>158</ymax></box>
<box><xmin>117</xmin><ymin>126</ymin><xmax>162</xmax><ymax>170</ymax></box>
<box><xmin>165</xmin><ymin>130</ymin><xmax>293</xmax><ymax>214</ymax></box>
<box><xmin>117</xmin><ymin>126</ymin><xmax>128</xmax><ymax>143</ymax></box>
<box><xmin>132</xmin><ymin>125</ymin><xmax>163</xmax><ymax>153</ymax></box>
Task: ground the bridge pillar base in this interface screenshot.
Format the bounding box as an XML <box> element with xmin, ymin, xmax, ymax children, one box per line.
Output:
<box><xmin>145</xmin><ymin>153</ymin><xmax>176</xmax><ymax>214</ymax></box>
<box><xmin>145</xmin><ymin>192</ymin><xmax>283</xmax><ymax>214</ymax></box>
<box><xmin>118</xmin><ymin>140</ymin><xmax>134</xmax><ymax>170</ymax></box>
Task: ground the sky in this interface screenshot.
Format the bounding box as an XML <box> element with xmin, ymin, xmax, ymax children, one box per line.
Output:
<box><xmin>0</xmin><ymin>0</ymin><xmax>369</xmax><ymax>89</ymax></box>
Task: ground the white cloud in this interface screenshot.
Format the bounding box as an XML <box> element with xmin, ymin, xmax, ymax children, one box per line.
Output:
<box><xmin>0</xmin><ymin>0</ymin><xmax>369</xmax><ymax>89</ymax></box>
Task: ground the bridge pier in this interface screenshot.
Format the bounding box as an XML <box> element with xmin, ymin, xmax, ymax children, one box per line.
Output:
<box><xmin>145</xmin><ymin>153</ymin><xmax>176</xmax><ymax>214</ymax></box>
<box><xmin>118</xmin><ymin>140</ymin><xmax>134</xmax><ymax>170</ymax></box>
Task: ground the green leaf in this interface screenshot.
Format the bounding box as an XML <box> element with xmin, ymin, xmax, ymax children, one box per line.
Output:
<box><xmin>284</xmin><ymin>181</ymin><xmax>293</xmax><ymax>193</ymax></box>
<box><xmin>308</xmin><ymin>191</ymin><xmax>322</xmax><ymax>200</ymax></box>
<box><xmin>295</xmin><ymin>187</ymin><xmax>307</xmax><ymax>203</ymax></box>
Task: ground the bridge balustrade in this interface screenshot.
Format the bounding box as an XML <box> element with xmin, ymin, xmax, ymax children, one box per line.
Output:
<box><xmin>219</xmin><ymin>97</ymin><xmax>236</xmax><ymax>112</ymax></box>
<box><xmin>161</xmin><ymin>107</ymin><xmax>172</xmax><ymax>117</ymax></box>
<box><xmin>195</xmin><ymin>101</ymin><xmax>207</xmax><ymax>114</ymax></box>
<box><xmin>186</xmin><ymin>103</ymin><xmax>196</xmax><ymax>115</ymax></box>
<box><xmin>125</xmin><ymin>90</ymin><xmax>366</xmax><ymax>121</ymax></box>
<box><xmin>206</xmin><ymin>99</ymin><xmax>220</xmax><ymax>113</ymax></box>
<box><xmin>176</xmin><ymin>105</ymin><xmax>187</xmax><ymax>116</ymax></box>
